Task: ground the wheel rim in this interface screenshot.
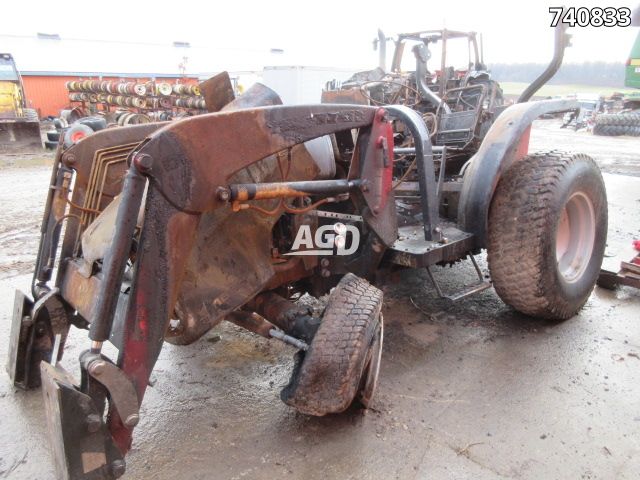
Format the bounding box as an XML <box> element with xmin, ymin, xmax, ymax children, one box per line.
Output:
<box><xmin>70</xmin><ymin>131</ymin><xmax>87</xmax><ymax>143</ymax></box>
<box><xmin>555</xmin><ymin>191</ymin><xmax>596</xmax><ymax>282</ymax></box>
<box><xmin>358</xmin><ymin>315</ymin><xmax>383</xmax><ymax>408</ymax></box>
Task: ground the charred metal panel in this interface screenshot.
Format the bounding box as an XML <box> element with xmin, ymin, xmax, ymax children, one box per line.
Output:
<box><xmin>221</xmin><ymin>83</ymin><xmax>282</xmax><ymax>110</ymax></box>
<box><xmin>56</xmin><ymin>124</ymin><xmax>166</xmax><ymax>292</ymax></box>
<box><xmin>133</xmin><ymin>105</ymin><xmax>376</xmax><ymax>212</ymax></box>
<box><xmin>171</xmin><ymin>144</ymin><xmax>320</xmax><ymax>345</ymax></box>
<box><xmin>321</xmin><ymin>89</ymin><xmax>369</xmax><ymax>105</ymax></box>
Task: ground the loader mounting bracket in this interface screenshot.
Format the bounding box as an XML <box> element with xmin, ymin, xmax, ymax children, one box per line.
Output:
<box><xmin>41</xmin><ymin>361</ymin><xmax>125</xmax><ymax>480</ymax></box>
<box><xmin>7</xmin><ymin>289</ymin><xmax>70</xmax><ymax>389</ymax></box>
<box><xmin>81</xmin><ymin>353</ymin><xmax>140</xmax><ymax>430</ymax></box>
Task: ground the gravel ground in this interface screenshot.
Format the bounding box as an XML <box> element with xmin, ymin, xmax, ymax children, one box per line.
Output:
<box><xmin>530</xmin><ymin>118</ymin><xmax>640</xmax><ymax>177</ymax></box>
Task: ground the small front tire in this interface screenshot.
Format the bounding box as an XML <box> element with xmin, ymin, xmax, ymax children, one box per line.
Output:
<box><xmin>281</xmin><ymin>273</ymin><xmax>384</xmax><ymax>415</ymax></box>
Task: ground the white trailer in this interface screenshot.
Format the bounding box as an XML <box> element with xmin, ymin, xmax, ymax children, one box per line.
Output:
<box><xmin>261</xmin><ymin>66</ymin><xmax>358</xmax><ymax>105</ymax></box>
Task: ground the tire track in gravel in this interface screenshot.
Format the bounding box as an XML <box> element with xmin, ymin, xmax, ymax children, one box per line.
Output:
<box><xmin>0</xmin><ymin>166</ymin><xmax>51</xmax><ymax>280</ymax></box>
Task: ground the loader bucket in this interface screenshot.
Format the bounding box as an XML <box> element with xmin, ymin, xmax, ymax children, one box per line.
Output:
<box><xmin>0</xmin><ymin>119</ymin><xmax>42</xmax><ymax>152</ymax></box>
<box><xmin>41</xmin><ymin>362</ymin><xmax>125</xmax><ymax>480</ymax></box>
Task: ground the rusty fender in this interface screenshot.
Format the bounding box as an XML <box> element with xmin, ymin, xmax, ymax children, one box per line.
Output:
<box><xmin>457</xmin><ymin>98</ymin><xmax>578</xmax><ymax>247</ymax></box>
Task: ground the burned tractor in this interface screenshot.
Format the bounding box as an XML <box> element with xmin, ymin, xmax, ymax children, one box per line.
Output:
<box><xmin>7</xmin><ymin>25</ymin><xmax>608</xmax><ymax>480</ymax></box>
<box><xmin>323</xmin><ymin>29</ymin><xmax>506</xmax><ymax>155</ymax></box>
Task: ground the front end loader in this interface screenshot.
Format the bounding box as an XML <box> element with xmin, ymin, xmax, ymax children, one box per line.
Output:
<box><xmin>0</xmin><ymin>53</ymin><xmax>42</xmax><ymax>152</ymax></box>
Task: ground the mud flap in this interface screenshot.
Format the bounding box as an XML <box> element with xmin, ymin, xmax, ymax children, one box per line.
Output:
<box><xmin>41</xmin><ymin>362</ymin><xmax>125</xmax><ymax>480</ymax></box>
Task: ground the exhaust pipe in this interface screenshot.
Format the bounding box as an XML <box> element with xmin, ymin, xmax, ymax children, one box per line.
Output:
<box><xmin>376</xmin><ymin>29</ymin><xmax>387</xmax><ymax>71</ymax></box>
<box><xmin>518</xmin><ymin>21</ymin><xmax>571</xmax><ymax>103</ymax></box>
<box><xmin>413</xmin><ymin>44</ymin><xmax>451</xmax><ymax>113</ymax></box>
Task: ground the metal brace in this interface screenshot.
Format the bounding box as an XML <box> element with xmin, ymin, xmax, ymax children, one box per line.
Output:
<box><xmin>310</xmin><ymin>210</ymin><xmax>364</xmax><ymax>223</ymax></box>
<box><xmin>82</xmin><ymin>354</ymin><xmax>140</xmax><ymax>429</ymax></box>
<box><xmin>426</xmin><ymin>254</ymin><xmax>491</xmax><ymax>302</ymax></box>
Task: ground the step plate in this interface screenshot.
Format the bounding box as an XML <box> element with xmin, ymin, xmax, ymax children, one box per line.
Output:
<box><xmin>388</xmin><ymin>224</ymin><xmax>475</xmax><ymax>268</ymax></box>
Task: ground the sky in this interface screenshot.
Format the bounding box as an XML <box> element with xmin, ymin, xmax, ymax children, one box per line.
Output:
<box><xmin>2</xmin><ymin>0</ymin><xmax>638</xmax><ymax>70</ymax></box>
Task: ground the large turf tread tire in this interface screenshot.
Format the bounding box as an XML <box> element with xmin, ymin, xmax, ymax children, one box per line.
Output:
<box><xmin>281</xmin><ymin>273</ymin><xmax>383</xmax><ymax>416</ymax></box>
<box><xmin>594</xmin><ymin>112</ymin><xmax>640</xmax><ymax>127</ymax></box>
<box><xmin>487</xmin><ymin>151</ymin><xmax>607</xmax><ymax>320</ymax></box>
<box><xmin>593</xmin><ymin>124</ymin><xmax>640</xmax><ymax>136</ymax></box>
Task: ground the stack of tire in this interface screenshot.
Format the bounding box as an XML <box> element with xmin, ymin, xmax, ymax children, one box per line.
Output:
<box><xmin>44</xmin><ymin>116</ymin><xmax>108</xmax><ymax>150</ymax></box>
<box><xmin>593</xmin><ymin>111</ymin><xmax>640</xmax><ymax>137</ymax></box>
<box><xmin>65</xmin><ymin>79</ymin><xmax>206</xmax><ymax>114</ymax></box>
<box><xmin>115</xmin><ymin>111</ymin><xmax>151</xmax><ymax>126</ymax></box>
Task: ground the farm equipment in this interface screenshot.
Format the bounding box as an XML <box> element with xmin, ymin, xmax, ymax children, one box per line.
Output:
<box><xmin>593</xmin><ymin>26</ymin><xmax>640</xmax><ymax>136</ymax></box>
<box><xmin>7</xmin><ymin>23</ymin><xmax>608</xmax><ymax>480</ymax></box>
<box><xmin>625</xmin><ymin>28</ymin><xmax>640</xmax><ymax>89</ymax></box>
<box><xmin>0</xmin><ymin>53</ymin><xmax>42</xmax><ymax>152</ymax></box>
<box><xmin>560</xmin><ymin>94</ymin><xmax>602</xmax><ymax>131</ymax></box>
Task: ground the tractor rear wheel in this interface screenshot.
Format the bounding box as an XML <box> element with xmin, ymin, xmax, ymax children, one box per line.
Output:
<box><xmin>487</xmin><ymin>151</ymin><xmax>607</xmax><ymax>320</ymax></box>
<box><xmin>281</xmin><ymin>273</ymin><xmax>383</xmax><ymax>415</ymax></box>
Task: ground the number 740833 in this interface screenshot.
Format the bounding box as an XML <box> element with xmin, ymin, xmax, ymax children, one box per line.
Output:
<box><xmin>549</xmin><ymin>7</ymin><xmax>631</xmax><ymax>27</ymax></box>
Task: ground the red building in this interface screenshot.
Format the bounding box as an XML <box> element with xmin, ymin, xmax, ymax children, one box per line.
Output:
<box><xmin>22</xmin><ymin>74</ymin><xmax>199</xmax><ymax>118</ymax></box>
<box><xmin>2</xmin><ymin>33</ymin><xmax>257</xmax><ymax>117</ymax></box>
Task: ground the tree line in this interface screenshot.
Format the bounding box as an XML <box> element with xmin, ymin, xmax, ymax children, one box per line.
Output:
<box><xmin>488</xmin><ymin>62</ymin><xmax>625</xmax><ymax>87</ymax></box>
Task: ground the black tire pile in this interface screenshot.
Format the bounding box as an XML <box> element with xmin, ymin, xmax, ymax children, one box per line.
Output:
<box><xmin>593</xmin><ymin>111</ymin><xmax>640</xmax><ymax>137</ymax></box>
<box><xmin>44</xmin><ymin>116</ymin><xmax>107</xmax><ymax>150</ymax></box>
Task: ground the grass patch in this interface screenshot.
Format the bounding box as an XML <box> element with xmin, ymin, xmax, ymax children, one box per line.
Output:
<box><xmin>500</xmin><ymin>82</ymin><xmax>636</xmax><ymax>98</ymax></box>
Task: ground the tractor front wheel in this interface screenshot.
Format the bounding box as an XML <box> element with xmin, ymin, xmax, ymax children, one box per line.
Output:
<box><xmin>281</xmin><ymin>273</ymin><xmax>383</xmax><ymax>415</ymax></box>
<box><xmin>487</xmin><ymin>151</ymin><xmax>607</xmax><ymax>320</ymax></box>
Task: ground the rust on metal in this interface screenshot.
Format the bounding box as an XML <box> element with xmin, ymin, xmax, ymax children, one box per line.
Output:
<box><xmin>199</xmin><ymin>71</ymin><xmax>236</xmax><ymax>112</ymax></box>
<box><xmin>265</xmin><ymin>257</ymin><xmax>315</xmax><ymax>289</ymax></box>
<box><xmin>226</xmin><ymin>311</ymin><xmax>275</xmax><ymax>338</ymax></box>
<box><xmin>229</xmin><ymin>179</ymin><xmax>356</xmax><ymax>201</ymax></box>
<box><xmin>133</xmin><ymin>105</ymin><xmax>377</xmax><ymax>213</ymax></box>
<box><xmin>85</xmin><ymin>357</ymin><xmax>140</xmax><ymax>429</ymax></box>
<box><xmin>247</xmin><ymin>291</ymin><xmax>309</xmax><ymax>333</ymax></box>
<box><xmin>320</xmin><ymin>88</ymin><xmax>369</xmax><ymax>105</ymax></box>
<box><xmin>59</xmin><ymin>260</ymin><xmax>101</xmax><ymax>320</ymax></box>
